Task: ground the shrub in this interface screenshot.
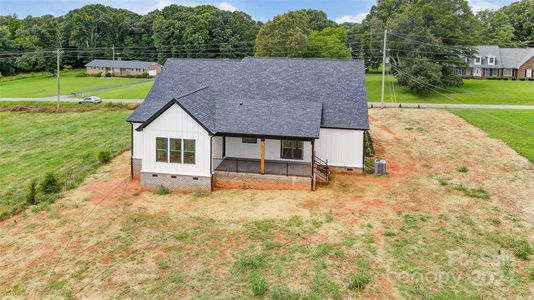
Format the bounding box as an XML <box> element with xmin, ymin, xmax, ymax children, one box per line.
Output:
<box><xmin>157</xmin><ymin>185</ymin><xmax>170</xmax><ymax>195</ymax></box>
<box><xmin>249</xmin><ymin>272</ymin><xmax>268</xmax><ymax>296</ymax></box>
<box><xmin>75</xmin><ymin>72</ymin><xmax>88</xmax><ymax>77</ymax></box>
<box><xmin>490</xmin><ymin>217</ymin><xmax>501</xmax><ymax>226</ymax></box>
<box><xmin>456</xmin><ymin>166</ymin><xmax>469</xmax><ymax>173</ymax></box>
<box><xmin>513</xmin><ymin>239</ymin><xmax>533</xmax><ymax>260</ymax></box>
<box><xmin>40</xmin><ymin>172</ymin><xmax>61</xmax><ymax>194</ymax></box>
<box><xmin>348</xmin><ymin>271</ymin><xmax>371</xmax><ymax>289</ymax></box>
<box><xmin>104</xmin><ymin>72</ymin><xmax>111</xmax><ymax>77</ymax></box>
<box><xmin>98</xmin><ymin>150</ymin><xmax>111</xmax><ymax>164</ymax></box>
<box><xmin>26</xmin><ymin>179</ymin><xmax>38</xmax><ymax>205</ymax></box>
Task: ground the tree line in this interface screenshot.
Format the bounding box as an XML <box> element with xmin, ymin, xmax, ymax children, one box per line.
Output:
<box><xmin>1</xmin><ymin>0</ymin><xmax>533</xmax><ymax>93</ymax></box>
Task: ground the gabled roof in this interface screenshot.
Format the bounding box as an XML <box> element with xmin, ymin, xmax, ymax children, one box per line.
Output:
<box><xmin>128</xmin><ymin>57</ymin><xmax>369</xmax><ymax>139</ymax></box>
<box><xmin>85</xmin><ymin>59</ymin><xmax>159</xmax><ymax>69</ymax></box>
<box><xmin>468</xmin><ymin>46</ymin><xmax>534</xmax><ymax>69</ymax></box>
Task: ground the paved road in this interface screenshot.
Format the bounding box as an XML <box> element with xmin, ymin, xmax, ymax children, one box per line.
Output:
<box><xmin>368</xmin><ymin>102</ymin><xmax>534</xmax><ymax>110</ymax></box>
<box><xmin>1</xmin><ymin>98</ymin><xmax>533</xmax><ymax>109</ymax></box>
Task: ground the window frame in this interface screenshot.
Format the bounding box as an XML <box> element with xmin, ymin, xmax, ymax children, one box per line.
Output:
<box><xmin>242</xmin><ymin>137</ymin><xmax>257</xmax><ymax>144</ymax></box>
<box><xmin>183</xmin><ymin>139</ymin><xmax>196</xmax><ymax>164</ymax></box>
<box><xmin>503</xmin><ymin>68</ymin><xmax>513</xmax><ymax>77</ymax></box>
<box><xmin>474</xmin><ymin>56</ymin><xmax>482</xmax><ymax>65</ymax></box>
<box><xmin>155</xmin><ymin>137</ymin><xmax>196</xmax><ymax>165</ymax></box>
<box><xmin>488</xmin><ymin>56</ymin><xmax>495</xmax><ymax>66</ymax></box>
<box><xmin>280</xmin><ymin>140</ymin><xmax>304</xmax><ymax>160</ymax></box>
<box><xmin>156</xmin><ymin>137</ymin><xmax>169</xmax><ymax>163</ymax></box>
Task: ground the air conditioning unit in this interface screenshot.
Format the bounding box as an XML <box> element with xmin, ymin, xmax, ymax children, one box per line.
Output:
<box><xmin>374</xmin><ymin>159</ymin><xmax>387</xmax><ymax>176</ymax></box>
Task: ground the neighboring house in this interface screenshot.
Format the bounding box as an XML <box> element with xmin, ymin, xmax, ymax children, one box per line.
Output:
<box><xmin>85</xmin><ymin>59</ymin><xmax>162</xmax><ymax>77</ymax></box>
<box><xmin>127</xmin><ymin>57</ymin><xmax>369</xmax><ymax>192</ymax></box>
<box><xmin>456</xmin><ymin>45</ymin><xmax>534</xmax><ymax>79</ymax></box>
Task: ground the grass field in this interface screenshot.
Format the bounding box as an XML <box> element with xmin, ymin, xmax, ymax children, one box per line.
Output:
<box><xmin>366</xmin><ymin>73</ymin><xmax>534</xmax><ymax>105</ymax></box>
<box><xmin>0</xmin><ymin>69</ymin><xmax>150</xmax><ymax>98</ymax></box>
<box><xmin>1</xmin><ymin>109</ymin><xmax>532</xmax><ymax>298</ymax></box>
<box><xmin>451</xmin><ymin>109</ymin><xmax>534</xmax><ymax>162</ymax></box>
<box><xmin>90</xmin><ymin>81</ymin><xmax>153</xmax><ymax>99</ymax></box>
<box><xmin>0</xmin><ymin>110</ymin><xmax>131</xmax><ymax>219</ymax></box>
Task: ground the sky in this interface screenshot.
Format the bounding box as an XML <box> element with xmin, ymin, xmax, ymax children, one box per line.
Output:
<box><xmin>0</xmin><ymin>0</ymin><xmax>517</xmax><ymax>23</ymax></box>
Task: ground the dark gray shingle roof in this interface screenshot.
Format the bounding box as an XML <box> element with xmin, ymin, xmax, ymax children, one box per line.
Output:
<box><xmin>85</xmin><ymin>59</ymin><xmax>159</xmax><ymax>69</ymax></box>
<box><xmin>128</xmin><ymin>57</ymin><xmax>369</xmax><ymax>138</ymax></box>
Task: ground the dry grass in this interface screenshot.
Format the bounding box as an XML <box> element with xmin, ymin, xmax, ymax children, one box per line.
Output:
<box><xmin>0</xmin><ymin>109</ymin><xmax>533</xmax><ymax>299</ymax></box>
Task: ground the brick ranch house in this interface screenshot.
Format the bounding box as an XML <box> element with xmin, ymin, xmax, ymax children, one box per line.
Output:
<box><xmin>85</xmin><ymin>59</ymin><xmax>162</xmax><ymax>77</ymax></box>
<box><xmin>127</xmin><ymin>57</ymin><xmax>369</xmax><ymax>192</ymax></box>
<box><xmin>456</xmin><ymin>45</ymin><xmax>534</xmax><ymax>79</ymax></box>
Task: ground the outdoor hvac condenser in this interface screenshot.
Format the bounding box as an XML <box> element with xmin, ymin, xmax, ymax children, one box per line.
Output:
<box><xmin>374</xmin><ymin>159</ymin><xmax>387</xmax><ymax>176</ymax></box>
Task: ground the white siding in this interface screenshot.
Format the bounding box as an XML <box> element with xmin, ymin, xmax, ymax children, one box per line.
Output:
<box><xmin>315</xmin><ymin>128</ymin><xmax>364</xmax><ymax>168</ymax></box>
<box><xmin>132</xmin><ymin>122</ymin><xmax>143</xmax><ymax>159</ymax></box>
<box><xmin>139</xmin><ymin>104</ymin><xmax>211</xmax><ymax>177</ymax></box>
<box><xmin>225</xmin><ymin>137</ymin><xmax>312</xmax><ymax>162</ymax></box>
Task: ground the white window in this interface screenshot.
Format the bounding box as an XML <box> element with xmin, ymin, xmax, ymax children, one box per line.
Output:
<box><xmin>242</xmin><ymin>137</ymin><xmax>257</xmax><ymax>144</ymax></box>
<box><xmin>474</xmin><ymin>56</ymin><xmax>481</xmax><ymax>65</ymax></box>
<box><xmin>155</xmin><ymin>137</ymin><xmax>195</xmax><ymax>164</ymax></box>
<box><xmin>503</xmin><ymin>68</ymin><xmax>513</xmax><ymax>77</ymax></box>
<box><xmin>488</xmin><ymin>56</ymin><xmax>495</xmax><ymax>66</ymax></box>
<box><xmin>527</xmin><ymin>69</ymin><xmax>533</xmax><ymax>78</ymax></box>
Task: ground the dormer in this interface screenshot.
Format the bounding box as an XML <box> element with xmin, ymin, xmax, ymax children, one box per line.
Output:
<box><xmin>487</xmin><ymin>55</ymin><xmax>496</xmax><ymax>66</ymax></box>
<box><xmin>474</xmin><ymin>56</ymin><xmax>482</xmax><ymax>65</ymax></box>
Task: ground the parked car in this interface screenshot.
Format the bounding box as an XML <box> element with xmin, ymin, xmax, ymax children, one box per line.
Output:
<box><xmin>78</xmin><ymin>96</ymin><xmax>102</xmax><ymax>104</ymax></box>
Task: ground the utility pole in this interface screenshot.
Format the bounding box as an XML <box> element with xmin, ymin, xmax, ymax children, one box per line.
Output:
<box><xmin>380</xmin><ymin>29</ymin><xmax>388</xmax><ymax>108</ymax></box>
<box><xmin>112</xmin><ymin>44</ymin><xmax>115</xmax><ymax>61</ymax></box>
<box><xmin>56</xmin><ymin>48</ymin><xmax>60</xmax><ymax>110</ymax></box>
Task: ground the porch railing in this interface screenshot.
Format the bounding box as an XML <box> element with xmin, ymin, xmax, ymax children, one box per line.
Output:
<box><xmin>213</xmin><ymin>158</ymin><xmax>312</xmax><ymax>177</ymax></box>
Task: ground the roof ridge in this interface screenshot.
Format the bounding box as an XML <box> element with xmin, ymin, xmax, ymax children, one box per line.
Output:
<box><xmin>244</xmin><ymin>56</ymin><xmax>360</xmax><ymax>62</ymax></box>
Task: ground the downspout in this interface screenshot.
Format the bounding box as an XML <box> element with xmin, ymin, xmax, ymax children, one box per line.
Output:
<box><xmin>362</xmin><ymin>130</ymin><xmax>366</xmax><ymax>174</ymax></box>
<box><xmin>130</xmin><ymin>122</ymin><xmax>133</xmax><ymax>179</ymax></box>
<box><xmin>210</xmin><ymin>135</ymin><xmax>213</xmax><ymax>190</ymax></box>
<box><xmin>311</xmin><ymin>139</ymin><xmax>315</xmax><ymax>191</ymax></box>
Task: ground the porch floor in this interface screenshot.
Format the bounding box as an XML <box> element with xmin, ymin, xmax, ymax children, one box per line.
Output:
<box><xmin>214</xmin><ymin>157</ymin><xmax>311</xmax><ymax>177</ymax></box>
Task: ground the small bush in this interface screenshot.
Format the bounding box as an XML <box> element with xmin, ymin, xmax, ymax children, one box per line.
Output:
<box><xmin>26</xmin><ymin>179</ymin><xmax>38</xmax><ymax>205</ymax></box>
<box><xmin>156</xmin><ymin>185</ymin><xmax>170</xmax><ymax>195</ymax></box>
<box><xmin>513</xmin><ymin>239</ymin><xmax>533</xmax><ymax>260</ymax></box>
<box><xmin>456</xmin><ymin>166</ymin><xmax>469</xmax><ymax>173</ymax></box>
<box><xmin>249</xmin><ymin>272</ymin><xmax>268</xmax><ymax>296</ymax></box>
<box><xmin>490</xmin><ymin>217</ymin><xmax>501</xmax><ymax>226</ymax></box>
<box><xmin>40</xmin><ymin>173</ymin><xmax>61</xmax><ymax>194</ymax></box>
<box><xmin>98</xmin><ymin>150</ymin><xmax>111</xmax><ymax>164</ymax></box>
<box><xmin>75</xmin><ymin>72</ymin><xmax>88</xmax><ymax>77</ymax></box>
<box><xmin>104</xmin><ymin>72</ymin><xmax>112</xmax><ymax>77</ymax></box>
<box><xmin>348</xmin><ymin>271</ymin><xmax>371</xmax><ymax>289</ymax></box>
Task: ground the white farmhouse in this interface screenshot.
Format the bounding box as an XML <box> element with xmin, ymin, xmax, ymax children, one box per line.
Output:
<box><xmin>127</xmin><ymin>57</ymin><xmax>369</xmax><ymax>191</ymax></box>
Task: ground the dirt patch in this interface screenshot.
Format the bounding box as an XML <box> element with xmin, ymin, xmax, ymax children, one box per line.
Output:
<box><xmin>0</xmin><ymin>109</ymin><xmax>532</xmax><ymax>298</ymax></box>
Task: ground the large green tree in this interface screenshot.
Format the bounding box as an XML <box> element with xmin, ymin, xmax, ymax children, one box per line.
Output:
<box><xmin>477</xmin><ymin>9</ymin><xmax>517</xmax><ymax>47</ymax></box>
<box><xmin>389</xmin><ymin>0</ymin><xmax>479</xmax><ymax>93</ymax></box>
<box><xmin>306</xmin><ymin>27</ymin><xmax>351</xmax><ymax>58</ymax></box>
<box><xmin>255</xmin><ymin>11</ymin><xmax>311</xmax><ymax>57</ymax></box>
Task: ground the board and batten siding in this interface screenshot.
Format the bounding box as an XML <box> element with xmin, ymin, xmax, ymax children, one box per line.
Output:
<box><xmin>139</xmin><ymin>104</ymin><xmax>211</xmax><ymax>177</ymax></box>
<box><xmin>315</xmin><ymin>128</ymin><xmax>364</xmax><ymax>168</ymax></box>
<box><xmin>224</xmin><ymin>137</ymin><xmax>312</xmax><ymax>162</ymax></box>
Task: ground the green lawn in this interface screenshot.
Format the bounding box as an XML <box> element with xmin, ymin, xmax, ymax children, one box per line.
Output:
<box><xmin>366</xmin><ymin>73</ymin><xmax>534</xmax><ymax>105</ymax></box>
<box><xmin>0</xmin><ymin>69</ymin><xmax>150</xmax><ymax>98</ymax></box>
<box><xmin>451</xmin><ymin>109</ymin><xmax>534</xmax><ymax>162</ymax></box>
<box><xmin>0</xmin><ymin>110</ymin><xmax>131</xmax><ymax>219</ymax></box>
<box><xmin>90</xmin><ymin>81</ymin><xmax>153</xmax><ymax>99</ymax></box>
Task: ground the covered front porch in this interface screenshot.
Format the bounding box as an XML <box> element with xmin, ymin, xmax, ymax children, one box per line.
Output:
<box><xmin>214</xmin><ymin>157</ymin><xmax>312</xmax><ymax>177</ymax></box>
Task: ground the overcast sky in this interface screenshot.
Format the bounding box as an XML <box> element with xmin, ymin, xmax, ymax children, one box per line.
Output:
<box><xmin>1</xmin><ymin>0</ymin><xmax>516</xmax><ymax>23</ymax></box>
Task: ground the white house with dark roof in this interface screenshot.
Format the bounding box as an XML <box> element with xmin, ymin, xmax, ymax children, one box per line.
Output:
<box><xmin>85</xmin><ymin>59</ymin><xmax>161</xmax><ymax>77</ymax></box>
<box><xmin>456</xmin><ymin>46</ymin><xmax>534</xmax><ymax>79</ymax></box>
<box><xmin>127</xmin><ymin>57</ymin><xmax>370</xmax><ymax>192</ymax></box>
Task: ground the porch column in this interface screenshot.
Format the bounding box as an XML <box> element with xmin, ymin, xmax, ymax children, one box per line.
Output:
<box><xmin>260</xmin><ymin>138</ymin><xmax>265</xmax><ymax>175</ymax></box>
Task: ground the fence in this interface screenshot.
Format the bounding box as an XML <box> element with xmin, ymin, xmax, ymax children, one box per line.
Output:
<box><xmin>213</xmin><ymin>158</ymin><xmax>311</xmax><ymax>177</ymax></box>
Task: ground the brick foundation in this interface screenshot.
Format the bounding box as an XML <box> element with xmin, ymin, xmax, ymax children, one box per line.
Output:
<box><xmin>140</xmin><ymin>171</ymin><xmax>212</xmax><ymax>192</ymax></box>
<box><xmin>328</xmin><ymin>166</ymin><xmax>364</xmax><ymax>174</ymax></box>
<box><xmin>213</xmin><ymin>171</ymin><xmax>312</xmax><ymax>190</ymax></box>
<box><xmin>132</xmin><ymin>158</ymin><xmax>142</xmax><ymax>180</ymax></box>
